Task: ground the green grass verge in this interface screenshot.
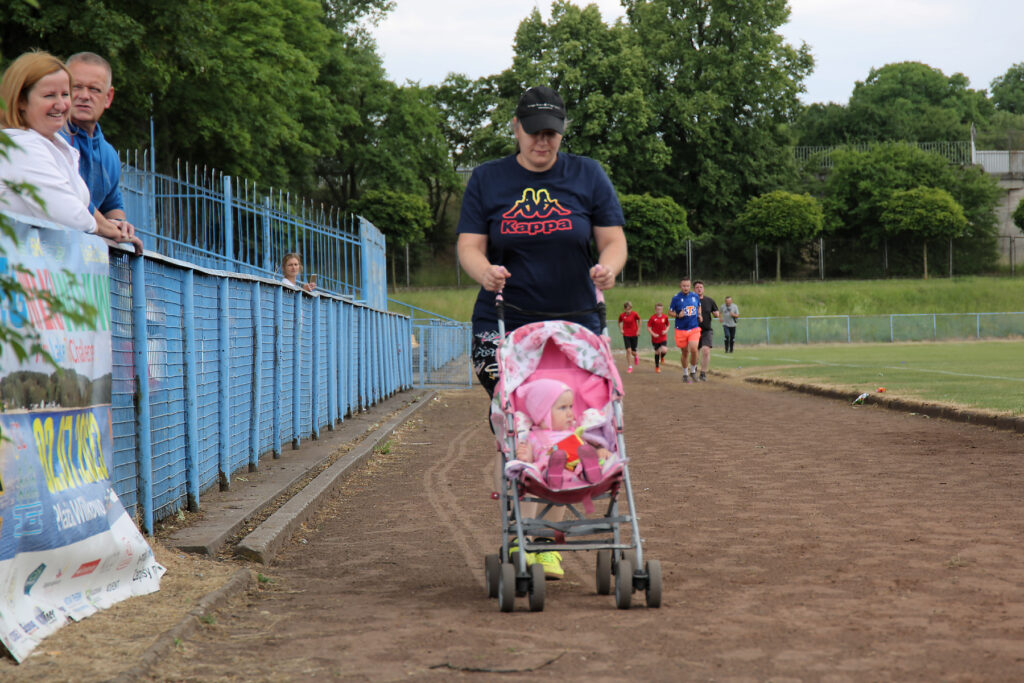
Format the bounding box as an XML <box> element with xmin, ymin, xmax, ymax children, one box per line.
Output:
<box><xmin>712</xmin><ymin>340</ymin><xmax>1024</xmax><ymax>416</ymax></box>
<box><xmin>390</xmin><ymin>276</ymin><xmax>1024</xmax><ymax>322</ymax></box>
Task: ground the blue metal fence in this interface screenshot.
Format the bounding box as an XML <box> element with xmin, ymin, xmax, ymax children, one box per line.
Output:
<box><xmin>119</xmin><ymin>154</ymin><xmax>376</xmax><ymax>301</ymax></box>
<box><xmin>97</xmin><ymin>238</ymin><xmax>414</xmax><ymax>533</ymax></box>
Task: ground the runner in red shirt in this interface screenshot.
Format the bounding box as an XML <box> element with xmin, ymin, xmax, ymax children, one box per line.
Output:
<box><xmin>647</xmin><ymin>303</ymin><xmax>670</xmax><ymax>373</ymax></box>
<box><xmin>618</xmin><ymin>301</ymin><xmax>642</xmax><ymax>373</ymax></box>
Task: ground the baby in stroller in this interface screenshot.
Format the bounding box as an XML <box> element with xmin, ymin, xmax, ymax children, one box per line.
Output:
<box><xmin>513</xmin><ymin>378</ymin><xmax>611</xmax><ymax>489</ymax></box>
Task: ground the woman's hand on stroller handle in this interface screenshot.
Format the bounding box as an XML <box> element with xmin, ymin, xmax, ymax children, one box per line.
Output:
<box><xmin>483</xmin><ymin>264</ymin><xmax>511</xmax><ymax>292</ymax></box>
<box><xmin>590</xmin><ymin>263</ymin><xmax>615</xmax><ymax>291</ymax></box>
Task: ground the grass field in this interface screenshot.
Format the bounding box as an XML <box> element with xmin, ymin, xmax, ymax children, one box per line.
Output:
<box><xmin>389</xmin><ymin>278</ymin><xmax>1024</xmax><ymax>417</ymax></box>
<box><xmin>390</xmin><ymin>276</ymin><xmax>1024</xmax><ymax>321</ymax></box>
<box><xmin>705</xmin><ymin>340</ymin><xmax>1024</xmax><ymax>416</ymax></box>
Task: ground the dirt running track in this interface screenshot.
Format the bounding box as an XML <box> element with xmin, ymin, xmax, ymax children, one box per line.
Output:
<box><xmin>145</xmin><ymin>369</ymin><xmax>1024</xmax><ymax>682</ymax></box>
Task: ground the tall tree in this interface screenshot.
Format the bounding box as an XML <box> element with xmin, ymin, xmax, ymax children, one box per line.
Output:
<box><xmin>845</xmin><ymin>62</ymin><xmax>993</xmax><ymax>142</ymax></box>
<box><xmin>502</xmin><ymin>2</ymin><xmax>670</xmax><ymax>194</ymax></box>
<box><xmin>737</xmin><ymin>191</ymin><xmax>822</xmax><ymax>281</ymax></box>
<box><xmin>621</xmin><ymin>0</ymin><xmax>813</xmax><ymax>235</ymax></box>
<box><xmin>619</xmin><ymin>193</ymin><xmax>690</xmax><ymax>282</ymax></box>
<box><xmin>822</xmin><ymin>143</ymin><xmax>1000</xmax><ymax>276</ymax></box>
<box><xmin>880</xmin><ymin>187</ymin><xmax>967</xmax><ymax>279</ymax></box>
<box><xmin>991</xmin><ymin>62</ymin><xmax>1024</xmax><ymax>115</ymax></box>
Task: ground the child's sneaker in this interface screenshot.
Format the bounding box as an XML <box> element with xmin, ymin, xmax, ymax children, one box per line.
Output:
<box><xmin>577</xmin><ymin>443</ymin><xmax>602</xmax><ymax>483</ymax></box>
<box><xmin>655</xmin><ymin>366</ymin><xmax>661</xmax><ymax>373</ymax></box>
<box><xmin>546</xmin><ymin>449</ymin><xmax>567</xmax><ymax>488</ymax></box>
<box><xmin>626</xmin><ymin>366</ymin><xmax>633</xmax><ymax>373</ymax></box>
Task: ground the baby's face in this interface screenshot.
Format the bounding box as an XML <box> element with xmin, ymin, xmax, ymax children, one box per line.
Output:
<box><xmin>549</xmin><ymin>390</ymin><xmax>576</xmax><ymax>431</ymax></box>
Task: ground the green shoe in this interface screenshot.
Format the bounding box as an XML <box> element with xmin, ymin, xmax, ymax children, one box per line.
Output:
<box><xmin>532</xmin><ymin>550</ymin><xmax>564</xmax><ymax>580</ymax></box>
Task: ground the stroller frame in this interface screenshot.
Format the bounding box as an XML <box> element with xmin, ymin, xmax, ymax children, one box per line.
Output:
<box><xmin>483</xmin><ymin>294</ymin><xmax>662</xmax><ymax>611</ymax></box>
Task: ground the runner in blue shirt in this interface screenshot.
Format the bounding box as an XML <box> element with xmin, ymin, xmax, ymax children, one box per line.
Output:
<box><xmin>669</xmin><ymin>278</ymin><xmax>701</xmax><ymax>383</ymax></box>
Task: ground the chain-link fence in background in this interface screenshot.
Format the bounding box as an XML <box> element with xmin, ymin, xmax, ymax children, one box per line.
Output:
<box><xmin>740</xmin><ymin>312</ymin><xmax>1024</xmax><ymax>345</ymax></box>
<box><xmin>411</xmin><ymin>321</ymin><xmax>473</xmax><ymax>388</ymax></box>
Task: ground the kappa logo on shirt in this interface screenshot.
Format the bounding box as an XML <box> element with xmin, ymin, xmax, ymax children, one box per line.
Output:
<box><xmin>501</xmin><ymin>188</ymin><xmax>571</xmax><ymax>235</ymax></box>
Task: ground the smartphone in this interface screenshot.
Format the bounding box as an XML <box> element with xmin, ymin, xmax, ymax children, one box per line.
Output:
<box><xmin>309</xmin><ymin>274</ymin><xmax>318</xmax><ymax>285</ymax></box>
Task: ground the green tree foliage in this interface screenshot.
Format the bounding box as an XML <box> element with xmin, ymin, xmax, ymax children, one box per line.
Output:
<box><xmin>622</xmin><ymin>0</ymin><xmax>812</xmax><ymax>236</ymax></box>
<box><xmin>502</xmin><ymin>2</ymin><xmax>670</xmax><ymax>194</ymax></box>
<box><xmin>794</xmin><ymin>62</ymin><xmax>993</xmax><ymax>147</ymax></box>
<box><xmin>847</xmin><ymin>62</ymin><xmax>992</xmax><ymax>142</ymax></box>
<box><xmin>991</xmin><ymin>62</ymin><xmax>1024</xmax><ymax>115</ymax></box>
<box><xmin>822</xmin><ymin>143</ymin><xmax>1000</xmax><ymax>276</ymax></box>
<box><xmin>792</xmin><ymin>102</ymin><xmax>854</xmax><ymax>146</ymax></box>
<box><xmin>881</xmin><ymin>187</ymin><xmax>967</xmax><ymax>279</ymax></box>
<box><xmin>349</xmin><ymin>189</ymin><xmax>432</xmax><ymax>284</ymax></box>
<box><xmin>0</xmin><ymin>0</ymin><xmax>394</xmax><ymax>194</ymax></box>
<box><xmin>737</xmin><ymin>191</ymin><xmax>822</xmax><ymax>281</ymax></box>
<box><xmin>1013</xmin><ymin>197</ymin><xmax>1024</xmax><ymax>232</ymax></box>
<box><xmin>618</xmin><ymin>193</ymin><xmax>690</xmax><ymax>283</ymax></box>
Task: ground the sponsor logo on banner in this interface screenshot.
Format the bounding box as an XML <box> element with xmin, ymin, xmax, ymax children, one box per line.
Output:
<box><xmin>23</xmin><ymin>564</ymin><xmax>46</xmax><ymax>595</ymax></box>
<box><xmin>72</xmin><ymin>559</ymin><xmax>101</xmax><ymax>579</ymax></box>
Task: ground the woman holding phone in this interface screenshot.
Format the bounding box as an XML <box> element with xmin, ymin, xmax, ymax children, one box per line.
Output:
<box><xmin>281</xmin><ymin>252</ymin><xmax>316</xmax><ymax>292</ymax></box>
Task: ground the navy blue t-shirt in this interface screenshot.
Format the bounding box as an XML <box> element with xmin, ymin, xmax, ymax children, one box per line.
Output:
<box><xmin>457</xmin><ymin>153</ymin><xmax>624</xmax><ymax>334</ymax></box>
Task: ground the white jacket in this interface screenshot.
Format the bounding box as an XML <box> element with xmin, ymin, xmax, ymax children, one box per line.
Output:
<box><xmin>0</xmin><ymin>128</ymin><xmax>97</xmax><ymax>233</ymax></box>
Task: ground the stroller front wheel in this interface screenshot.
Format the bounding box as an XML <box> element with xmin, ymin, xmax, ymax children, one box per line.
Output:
<box><xmin>595</xmin><ymin>549</ymin><xmax>612</xmax><ymax>595</ymax></box>
<box><xmin>645</xmin><ymin>559</ymin><xmax>662</xmax><ymax>608</ymax></box>
<box><xmin>498</xmin><ymin>562</ymin><xmax>516</xmax><ymax>612</ymax></box>
<box><xmin>528</xmin><ymin>563</ymin><xmax>546</xmax><ymax>612</ymax></box>
<box><xmin>485</xmin><ymin>554</ymin><xmax>501</xmax><ymax>598</ymax></box>
<box><xmin>615</xmin><ymin>559</ymin><xmax>633</xmax><ymax>609</ymax></box>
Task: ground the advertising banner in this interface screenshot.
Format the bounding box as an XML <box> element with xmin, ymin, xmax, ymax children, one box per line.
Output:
<box><xmin>0</xmin><ymin>220</ymin><xmax>164</xmax><ymax>662</ymax></box>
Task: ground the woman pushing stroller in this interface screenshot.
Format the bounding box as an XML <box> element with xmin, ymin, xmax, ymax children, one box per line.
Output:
<box><xmin>457</xmin><ymin>85</ymin><xmax>626</xmax><ymax>582</ymax></box>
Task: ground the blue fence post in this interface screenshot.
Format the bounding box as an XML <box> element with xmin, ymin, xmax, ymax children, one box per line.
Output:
<box><xmin>292</xmin><ymin>291</ymin><xmax>302</xmax><ymax>449</ymax></box>
<box><xmin>327</xmin><ymin>299</ymin><xmax>337</xmax><ymax>430</ymax></box>
<box><xmin>131</xmin><ymin>255</ymin><xmax>154</xmax><ymax>534</ymax></box>
<box><xmin>312</xmin><ymin>294</ymin><xmax>321</xmax><ymax>440</ymax></box>
<box><xmin>339</xmin><ymin>300</ymin><xmax>348</xmax><ymax>420</ymax></box>
<box><xmin>223</xmin><ymin>176</ymin><xmax>234</xmax><ymax>266</ymax></box>
<box><xmin>273</xmin><ymin>285</ymin><xmax>282</xmax><ymax>458</ymax></box>
<box><xmin>418</xmin><ymin>326</ymin><xmax>426</xmax><ymax>388</ymax></box>
<box><xmin>250</xmin><ymin>281</ymin><xmax>262</xmax><ymax>471</ymax></box>
<box><xmin>182</xmin><ymin>269</ymin><xmax>200</xmax><ymax>510</ymax></box>
<box><xmin>218</xmin><ymin>278</ymin><xmax>231</xmax><ymax>489</ymax></box>
<box><xmin>262</xmin><ymin>197</ymin><xmax>273</xmax><ymax>273</ymax></box>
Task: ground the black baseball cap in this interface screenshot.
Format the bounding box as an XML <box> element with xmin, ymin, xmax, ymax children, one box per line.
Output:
<box><xmin>515</xmin><ymin>86</ymin><xmax>566</xmax><ymax>134</ymax></box>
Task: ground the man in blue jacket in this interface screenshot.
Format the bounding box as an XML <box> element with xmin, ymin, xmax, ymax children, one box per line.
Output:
<box><xmin>62</xmin><ymin>52</ymin><xmax>141</xmax><ymax>251</ymax></box>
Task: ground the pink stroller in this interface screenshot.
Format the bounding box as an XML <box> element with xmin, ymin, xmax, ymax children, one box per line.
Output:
<box><xmin>483</xmin><ymin>294</ymin><xmax>662</xmax><ymax>611</ymax></box>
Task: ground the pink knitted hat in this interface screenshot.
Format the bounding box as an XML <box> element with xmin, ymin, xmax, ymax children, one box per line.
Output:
<box><xmin>518</xmin><ymin>378</ymin><xmax>572</xmax><ymax>429</ymax></box>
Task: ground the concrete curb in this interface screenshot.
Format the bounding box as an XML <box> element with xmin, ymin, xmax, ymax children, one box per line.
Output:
<box><xmin>234</xmin><ymin>390</ymin><xmax>437</xmax><ymax>563</ymax></box>
<box><xmin>744</xmin><ymin>376</ymin><xmax>1024</xmax><ymax>433</ymax></box>
<box><xmin>106</xmin><ymin>567</ymin><xmax>253</xmax><ymax>683</ymax></box>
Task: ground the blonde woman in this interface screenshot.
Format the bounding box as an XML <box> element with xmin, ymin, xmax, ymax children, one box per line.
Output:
<box><xmin>0</xmin><ymin>51</ymin><xmax>141</xmax><ymax>254</ymax></box>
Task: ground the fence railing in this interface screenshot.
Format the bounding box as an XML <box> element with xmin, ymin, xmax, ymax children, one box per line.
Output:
<box><xmin>119</xmin><ymin>153</ymin><xmax>385</xmax><ymax>304</ymax></box>
<box><xmin>739</xmin><ymin>312</ymin><xmax>1024</xmax><ymax>345</ymax></box>
<box><xmin>387</xmin><ymin>298</ymin><xmax>472</xmax><ymax>388</ymax></box>
<box><xmin>794</xmin><ymin>141</ymin><xmax>972</xmax><ymax>168</ymax></box>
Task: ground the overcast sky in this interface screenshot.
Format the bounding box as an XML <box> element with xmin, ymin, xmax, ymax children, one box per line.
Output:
<box><xmin>371</xmin><ymin>0</ymin><xmax>1022</xmax><ymax>105</ymax></box>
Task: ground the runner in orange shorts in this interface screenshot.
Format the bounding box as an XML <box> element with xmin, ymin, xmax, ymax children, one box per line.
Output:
<box><xmin>669</xmin><ymin>278</ymin><xmax>702</xmax><ymax>383</ymax></box>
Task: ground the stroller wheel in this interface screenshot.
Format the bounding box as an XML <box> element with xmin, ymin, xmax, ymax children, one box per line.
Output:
<box><xmin>498</xmin><ymin>562</ymin><xmax>516</xmax><ymax>612</ymax></box>
<box><xmin>528</xmin><ymin>563</ymin><xmax>546</xmax><ymax>612</ymax></box>
<box><xmin>620</xmin><ymin>549</ymin><xmax>638</xmax><ymax>573</ymax></box>
<box><xmin>615</xmin><ymin>559</ymin><xmax>633</xmax><ymax>609</ymax></box>
<box><xmin>645</xmin><ymin>559</ymin><xmax>662</xmax><ymax>608</ymax></box>
<box><xmin>595</xmin><ymin>550</ymin><xmax>612</xmax><ymax>595</ymax></box>
<box><xmin>485</xmin><ymin>554</ymin><xmax>501</xmax><ymax>599</ymax></box>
